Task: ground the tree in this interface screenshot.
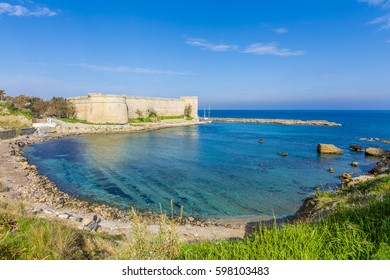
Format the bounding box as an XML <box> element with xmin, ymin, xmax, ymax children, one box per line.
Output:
<box><xmin>46</xmin><ymin>97</ymin><xmax>76</xmax><ymax>118</ymax></box>
<box><xmin>0</xmin><ymin>89</ymin><xmax>5</xmax><ymax>101</ymax></box>
<box><xmin>12</xmin><ymin>94</ymin><xmax>31</xmax><ymax>109</ymax></box>
<box><xmin>184</xmin><ymin>104</ymin><xmax>192</xmax><ymax>117</ymax></box>
<box><xmin>30</xmin><ymin>97</ymin><xmax>48</xmax><ymax>118</ymax></box>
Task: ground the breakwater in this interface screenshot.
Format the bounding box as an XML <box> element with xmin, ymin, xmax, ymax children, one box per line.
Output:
<box><xmin>209</xmin><ymin>118</ymin><xmax>342</xmax><ymax>126</ymax></box>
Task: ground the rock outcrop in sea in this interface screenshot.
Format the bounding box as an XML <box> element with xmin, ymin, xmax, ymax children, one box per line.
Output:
<box><xmin>317</xmin><ymin>144</ymin><xmax>344</xmax><ymax>155</ymax></box>
<box><xmin>349</xmin><ymin>144</ymin><xmax>364</xmax><ymax>152</ymax></box>
<box><xmin>365</xmin><ymin>147</ymin><xmax>386</xmax><ymax>157</ymax></box>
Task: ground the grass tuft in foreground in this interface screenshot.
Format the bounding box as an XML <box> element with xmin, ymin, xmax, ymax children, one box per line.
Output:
<box><xmin>118</xmin><ymin>208</ymin><xmax>179</xmax><ymax>260</ymax></box>
<box><xmin>0</xmin><ymin>199</ymin><xmax>119</xmax><ymax>260</ymax></box>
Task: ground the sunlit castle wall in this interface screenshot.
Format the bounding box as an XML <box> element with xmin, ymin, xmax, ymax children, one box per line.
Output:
<box><xmin>67</xmin><ymin>95</ymin><xmax>89</xmax><ymax>121</ymax></box>
<box><xmin>126</xmin><ymin>96</ymin><xmax>198</xmax><ymax>119</ymax></box>
<box><xmin>68</xmin><ymin>93</ymin><xmax>198</xmax><ymax>124</ymax></box>
<box><xmin>68</xmin><ymin>93</ymin><xmax>128</xmax><ymax>124</ymax></box>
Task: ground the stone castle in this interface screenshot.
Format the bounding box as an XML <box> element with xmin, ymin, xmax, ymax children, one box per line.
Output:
<box><xmin>68</xmin><ymin>93</ymin><xmax>198</xmax><ymax>124</ymax></box>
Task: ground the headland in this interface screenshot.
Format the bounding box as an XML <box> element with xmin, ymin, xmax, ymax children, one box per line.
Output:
<box><xmin>209</xmin><ymin>117</ymin><xmax>342</xmax><ymax>126</ymax></box>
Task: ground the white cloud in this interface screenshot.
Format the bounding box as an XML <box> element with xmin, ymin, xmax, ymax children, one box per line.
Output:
<box><xmin>358</xmin><ymin>0</ymin><xmax>390</xmax><ymax>7</ymax></box>
<box><xmin>243</xmin><ymin>43</ymin><xmax>305</xmax><ymax>56</ymax></box>
<box><xmin>369</xmin><ymin>13</ymin><xmax>390</xmax><ymax>29</ymax></box>
<box><xmin>185</xmin><ymin>38</ymin><xmax>238</xmax><ymax>52</ymax></box>
<box><xmin>273</xmin><ymin>27</ymin><xmax>288</xmax><ymax>34</ymax></box>
<box><xmin>73</xmin><ymin>63</ymin><xmax>191</xmax><ymax>76</ymax></box>
<box><xmin>186</xmin><ymin>37</ymin><xmax>305</xmax><ymax>57</ymax></box>
<box><xmin>0</xmin><ymin>2</ymin><xmax>57</xmax><ymax>17</ymax></box>
<box><xmin>359</xmin><ymin>0</ymin><xmax>390</xmax><ymax>30</ymax></box>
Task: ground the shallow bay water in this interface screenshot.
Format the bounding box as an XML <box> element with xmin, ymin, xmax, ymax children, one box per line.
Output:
<box><xmin>23</xmin><ymin>110</ymin><xmax>390</xmax><ymax>219</ymax></box>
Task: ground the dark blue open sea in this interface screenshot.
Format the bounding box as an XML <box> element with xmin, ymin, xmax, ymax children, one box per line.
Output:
<box><xmin>23</xmin><ymin>110</ymin><xmax>390</xmax><ymax>220</ymax></box>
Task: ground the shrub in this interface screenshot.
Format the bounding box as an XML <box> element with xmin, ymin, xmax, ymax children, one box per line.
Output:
<box><xmin>184</xmin><ymin>104</ymin><xmax>192</xmax><ymax>117</ymax></box>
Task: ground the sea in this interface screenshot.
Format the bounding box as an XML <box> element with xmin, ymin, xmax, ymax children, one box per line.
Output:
<box><xmin>23</xmin><ymin>110</ymin><xmax>390</xmax><ymax>221</ymax></box>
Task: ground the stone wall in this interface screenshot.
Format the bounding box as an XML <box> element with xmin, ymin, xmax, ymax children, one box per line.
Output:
<box><xmin>0</xmin><ymin>128</ymin><xmax>36</xmax><ymax>139</ymax></box>
<box><xmin>20</xmin><ymin>128</ymin><xmax>37</xmax><ymax>136</ymax></box>
<box><xmin>69</xmin><ymin>93</ymin><xmax>198</xmax><ymax>124</ymax></box>
<box><xmin>0</xmin><ymin>129</ymin><xmax>16</xmax><ymax>139</ymax></box>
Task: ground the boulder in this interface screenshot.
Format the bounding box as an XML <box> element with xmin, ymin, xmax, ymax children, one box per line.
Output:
<box><xmin>258</xmin><ymin>139</ymin><xmax>263</xmax><ymax>143</ymax></box>
<box><xmin>341</xmin><ymin>172</ymin><xmax>352</xmax><ymax>180</ymax></box>
<box><xmin>317</xmin><ymin>144</ymin><xmax>344</xmax><ymax>155</ymax></box>
<box><xmin>365</xmin><ymin>147</ymin><xmax>385</xmax><ymax>157</ymax></box>
<box><xmin>341</xmin><ymin>172</ymin><xmax>352</xmax><ymax>185</ymax></box>
<box><xmin>278</xmin><ymin>151</ymin><xmax>288</xmax><ymax>156</ymax></box>
<box><xmin>349</xmin><ymin>144</ymin><xmax>364</xmax><ymax>152</ymax></box>
<box><xmin>58</xmin><ymin>213</ymin><xmax>71</xmax><ymax>219</ymax></box>
<box><xmin>370</xmin><ymin>160</ymin><xmax>390</xmax><ymax>175</ymax></box>
<box><xmin>351</xmin><ymin>162</ymin><xmax>359</xmax><ymax>167</ymax></box>
<box><xmin>329</xmin><ymin>167</ymin><xmax>334</xmax><ymax>173</ymax></box>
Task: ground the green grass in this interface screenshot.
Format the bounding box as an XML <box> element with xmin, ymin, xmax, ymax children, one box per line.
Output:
<box><xmin>130</xmin><ymin>117</ymin><xmax>152</xmax><ymax>123</ymax></box>
<box><xmin>118</xmin><ymin>209</ymin><xmax>179</xmax><ymax>260</ymax></box>
<box><xmin>159</xmin><ymin>115</ymin><xmax>184</xmax><ymax>120</ymax></box>
<box><xmin>129</xmin><ymin>115</ymin><xmax>187</xmax><ymax>123</ymax></box>
<box><xmin>0</xmin><ymin>199</ymin><xmax>180</xmax><ymax>260</ymax></box>
<box><xmin>0</xmin><ymin>103</ymin><xmax>34</xmax><ymax>120</ymax></box>
<box><xmin>56</xmin><ymin>117</ymin><xmax>122</xmax><ymax>125</ymax></box>
<box><xmin>0</xmin><ymin>200</ymin><xmax>119</xmax><ymax>260</ymax></box>
<box><xmin>179</xmin><ymin>175</ymin><xmax>390</xmax><ymax>260</ymax></box>
<box><xmin>56</xmin><ymin>117</ymin><xmax>90</xmax><ymax>124</ymax></box>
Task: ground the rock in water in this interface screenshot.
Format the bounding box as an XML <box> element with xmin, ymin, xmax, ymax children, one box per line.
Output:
<box><xmin>351</xmin><ymin>162</ymin><xmax>359</xmax><ymax>167</ymax></box>
<box><xmin>258</xmin><ymin>139</ymin><xmax>263</xmax><ymax>143</ymax></box>
<box><xmin>349</xmin><ymin>144</ymin><xmax>364</xmax><ymax>152</ymax></box>
<box><xmin>365</xmin><ymin>147</ymin><xmax>385</xmax><ymax>157</ymax></box>
<box><xmin>317</xmin><ymin>144</ymin><xmax>344</xmax><ymax>155</ymax></box>
<box><xmin>329</xmin><ymin>167</ymin><xmax>334</xmax><ymax>173</ymax></box>
<box><xmin>278</xmin><ymin>151</ymin><xmax>288</xmax><ymax>156</ymax></box>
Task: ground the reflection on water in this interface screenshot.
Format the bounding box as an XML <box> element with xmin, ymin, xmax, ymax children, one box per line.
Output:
<box><xmin>82</xmin><ymin>134</ymin><xmax>134</xmax><ymax>164</ymax></box>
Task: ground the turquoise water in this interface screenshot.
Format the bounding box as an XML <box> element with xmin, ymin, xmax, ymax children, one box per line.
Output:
<box><xmin>23</xmin><ymin>110</ymin><xmax>390</xmax><ymax>219</ymax></box>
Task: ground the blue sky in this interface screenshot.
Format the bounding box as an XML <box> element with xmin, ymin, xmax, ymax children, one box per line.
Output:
<box><xmin>1</xmin><ymin>0</ymin><xmax>390</xmax><ymax>109</ymax></box>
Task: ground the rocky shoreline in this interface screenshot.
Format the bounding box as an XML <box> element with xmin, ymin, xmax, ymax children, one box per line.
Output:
<box><xmin>1</xmin><ymin>119</ymin><xmax>389</xmax><ymax>241</ymax></box>
<box><xmin>209</xmin><ymin>117</ymin><xmax>342</xmax><ymax>126</ymax></box>
<box><xmin>294</xmin><ymin>149</ymin><xmax>390</xmax><ymax>222</ymax></box>
<box><xmin>0</xmin><ymin>122</ymin><xmax>247</xmax><ymax>242</ymax></box>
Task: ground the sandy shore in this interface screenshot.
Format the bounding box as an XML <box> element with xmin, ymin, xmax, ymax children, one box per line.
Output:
<box><xmin>0</xmin><ymin>120</ymin><xmax>246</xmax><ymax>242</ymax></box>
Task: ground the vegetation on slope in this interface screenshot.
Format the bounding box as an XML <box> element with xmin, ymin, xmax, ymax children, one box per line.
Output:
<box><xmin>0</xmin><ymin>103</ymin><xmax>33</xmax><ymax>129</ymax></box>
<box><xmin>179</xmin><ymin>175</ymin><xmax>390</xmax><ymax>260</ymax></box>
<box><xmin>0</xmin><ymin>90</ymin><xmax>75</xmax><ymax>119</ymax></box>
<box><xmin>0</xmin><ymin>199</ymin><xmax>119</xmax><ymax>260</ymax></box>
<box><xmin>0</xmin><ymin>198</ymin><xmax>179</xmax><ymax>260</ymax></box>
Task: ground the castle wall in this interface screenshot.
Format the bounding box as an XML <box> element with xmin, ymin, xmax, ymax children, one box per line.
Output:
<box><xmin>126</xmin><ymin>96</ymin><xmax>198</xmax><ymax>119</ymax></box>
<box><xmin>68</xmin><ymin>93</ymin><xmax>198</xmax><ymax>124</ymax></box>
<box><xmin>69</xmin><ymin>96</ymin><xmax>89</xmax><ymax>121</ymax></box>
<box><xmin>87</xmin><ymin>94</ymin><xmax>128</xmax><ymax>124</ymax></box>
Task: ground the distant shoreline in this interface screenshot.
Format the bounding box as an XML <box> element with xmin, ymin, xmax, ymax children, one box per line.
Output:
<box><xmin>208</xmin><ymin>117</ymin><xmax>342</xmax><ymax>126</ymax></box>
